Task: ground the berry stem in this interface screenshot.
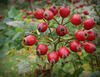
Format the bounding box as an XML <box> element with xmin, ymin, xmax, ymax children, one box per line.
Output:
<box><xmin>43</xmin><ymin>18</ymin><xmax>47</xmax><ymax>23</ymax></box>
<box><xmin>77</xmin><ymin>55</ymin><xmax>83</xmax><ymax>65</ymax></box>
<box><xmin>53</xmin><ymin>18</ymin><xmax>60</xmax><ymax>25</ymax></box>
<box><xmin>63</xmin><ymin>20</ymin><xmax>70</xmax><ymax>25</ymax></box>
<box><xmin>93</xmin><ymin>52</ymin><xmax>100</xmax><ymax>70</ymax></box>
<box><xmin>61</xmin><ymin>18</ymin><xmax>64</xmax><ymax>25</ymax></box>
<box><xmin>91</xmin><ymin>58</ymin><xmax>94</xmax><ymax>72</ymax></box>
<box><xmin>48</xmin><ymin>21</ymin><xmax>54</xmax><ymax>40</ymax></box>
<box><xmin>93</xmin><ymin>5</ymin><xmax>100</xmax><ymax>17</ymax></box>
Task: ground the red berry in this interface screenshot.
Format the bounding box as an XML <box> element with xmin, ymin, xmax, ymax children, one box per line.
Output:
<box><xmin>69</xmin><ymin>41</ymin><xmax>81</xmax><ymax>52</ymax></box>
<box><xmin>68</xmin><ymin>0</ymin><xmax>72</xmax><ymax>2</ymax></box>
<box><xmin>84</xmin><ymin>19</ymin><xmax>95</xmax><ymax>30</ymax></box>
<box><xmin>36</xmin><ymin>44</ymin><xmax>48</xmax><ymax>56</ymax></box>
<box><xmin>73</xmin><ymin>1</ymin><xmax>76</xmax><ymax>4</ymax></box>
<box><xmin>84</xmin><ymin>42</ymin><xmax>96</xmax><ymax>53</ymax></box>
<box><xmin>32</xmin><ymin>19</ymin><xmax>35</xmax><ymax>22</ymax></box>
<box><xmin>71</xmin><ymin>14</ymin><xmax>84</xmax><ymax>25</ymax></box>
<box><xmin>26</xmin><ymin>11</ymin><xmax>32</xmax><ymax>15</ymax></box>
<box><xmin>23</xmin><ymin>35</ymin><xmax>36</xmax><ymax>46</ymax></box>
<box><xmin>25</xmin><ymin>0</ymin><xmax>28</xmax><ymax>2</ymax></box>
<box><xmin>37</xmin><ymin>22</ymin><xmax>48</xmax><ymax>32</ymax></box>
<box><xmin>24</xmin><ymin>9</ymin><xmax>26</xmax><ymax>12</ymax></box>
<box><xmin>0</xmin><ymin>15</ymin><xmax>3</xmax><ymax>19</ymax></box>
<box><xmin>58</xmin><ymin>47</ymin><xmax>69</xmax><ymax>60</ymax></box>
<box><xmin>33</xmin><ymin>9</ymin><xmax>44</xmax><ymax>19</ymax></box>
<box><xmin>86</xmin><ymin>31</ymin><xmax>98</xmax><ymax>41</ymax></box>
<box><xmin>47</xmin><ymin>51</ymin><xmax>59</xmax><ymax>65</ymax></box>
<box><xmin>43</xmin><ymin>10</ymin><xmax>54</xmax><ymax>20</ymax></box>
<box><xmin>23</xmin><ymin>15</ymin><xmax>25</xmax><ymax>19</ymax></box>
<box><xmin>20</xmin><ymin>10</ymin><xmax>23</xmax><ymax>13</ymax></box>
<box><xmin>42</xmin><ymin>7</ymin><xmax>45</xmax><ymax>10</ymax></box>
<box><xmin>49</xmin><ymin>6</ymin><xmax>58</xmax><ymax>16</ymax></box>
<box><xmin>56</xmin><ymin>25</ymin><xmax>68</xmax><ymax>36</ymax></box>
<box><xmin>56</xmin><ymin>14</ymin><xmax>60</xmax><ymax>17</ymax></box>
<box><xmin>58</xmin><ymin>6</ymin><xmax>61</xmax><ymax>9</ymax></box>
<box><xmin>13</xmin><ymin>1</ymin><xmax>16</xmax><ymax>4</ymax></box>
<box><xmin>75</xmin><ymin>30</ymin><xmax>88</xmax><ymax>41</ymax></box>
<box><xmin>25</xmin><ymin>73</ymin><xmax>28</xmax><ymax>76</ymax></box>
<box><xmin>83</xmin><ymin>10</ymin><xmax>89</xmax><ymax>15</ymax></box>
<box><xmin>60</xmin><ymin>5</ymin><xmax>70</xmax><ymax>18</ymax></box>
<box><xmin>76</xmin><ymin>5</ymin><xmax>79</xmax><ymax>9</ymax></box>
<box><xmin>47</xmin><ymin>1</ymin><xmax>50</xmax><ymax>5</ymax></box>
<box><xmin>76</xmin><ymin>0</ymin><xmax>79</xmax><ymax>3</ymax></box>
<box><xmin>79</xmin><ymin>4</ymin><xmax>84</xmax><ymax>7</ymax></box>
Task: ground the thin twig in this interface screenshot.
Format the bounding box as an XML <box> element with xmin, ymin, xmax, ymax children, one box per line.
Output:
<box><xmin>61</xmin><ymin>18</ymin><xmax>64</xmax><ymax>25</ymax></box>
<box><xmin>53</xmin><ymin>18</ymin><xmax>60</xmax><ymax>25</ymax></box>
<box><xmin>43</xmin><ymin>18</ymin><xmax>47</xmax><ymax>23</ymax></box>
<box><xmin>29</xmin><ymin>1</ymin><xmax>33</xmax><ymax>12</ymax></box>
<box><xmin>63</xmin><ymin>21</ymin><xmax>70</xmax><ymax>25</ymax></box>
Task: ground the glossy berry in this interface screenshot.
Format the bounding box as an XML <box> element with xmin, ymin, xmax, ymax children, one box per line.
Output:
<box><xmin>76</xmin><ymin>0</ymin><xmax>79</xmax><ymax>3</ymax></box>
<box><xmin>42</xmin><ymin>7</ymin><xmax>45</xmax><ymax>10</ymax></box>
<box><xmin>84</xmin><ymin>42</ymin><xmax>96</xmax><ymax>53</ymax></box>
<box><xmin>68</xmin><ymin>0</ymin><xmax>72</xmax><ymax>2</ymax></box>
<box><xmin>36</xmin><ymin>44</ymin><xmax>48</xmax><ymax>56</ymax></box>
<box><xmin>56</xmin><ymin>25</ymin><xmax>68</xmax><ymax>36</ymax></box>
<box><xmin>24</xmin><ymin>9</ymin><xmax>26</xmax><ymax>12</ymax></box>
<box><xmin>23</xmin><ymin>35</ymin><xmax>36</xmax><ymax>46</ymax></box>
<box><xmin>84</xmin><ymin>19</ymin><xmax>95</xmax><ymax>30</ymax></box>
<box><xmin>49</xmin><ymin>6</ymin><xmax>58</xmax><ymax>16</ymax></box>
<box><xmin>73</xmin><ymin>1</ymin><xmax>76</xmax><ymax>4</ymax></box>
<box><xmin>58</xmin><ymin>47</ymin><xmax>69</xmax><ymax>60</ymax></box>
<box><xmin>75</xmin><ymin>30</ymin><xmax>88</xmax><ymax>41</ymax></box>
<box><xmin>79</xmin><ymin>4</ymin><xmax>84</xmax><ymax>7</ymax></box>
<box><xmin>33</xmin><ymin>9</ymin><xmax>44</xmax><ymax>19</ymax></box>
<box><xmin>69</xmin><ymin>41</ymin><xmax>81</xmax><ymax>52</ymax></box>
<box><xmin>32</xmin><ymin>19</ymin><xmax>35</xmax><ymax>22</ymax></box>
<box><xmin>83</xmin><ymin>10</ymin><xmax>89</xmax><ymax>15</ymax></box>
<box><xmin>47</xmin><ymin>51</ymin><xmax>59</xmax><ymax>65</ymax></box>
<box><xmin>13</xmin><ymin>1</ymin><xmax>16</xmax><ymax>4</ymax></box>
<box><xmin>0</xmin><ymin>15</ymin><xmax>3</xmax><ymax>19</ymax></box>
<box><xmin>25</xmin><ymin>73</ymin><xmax>28</xmax><ymax>76</ymax></box>
<box><xmin>26</xmin><ymin>11</ymin><xmax>32</xmax><ymax>15</ymax></box>
<box><xmin>60</xmin><ymin>5</ymin><xmax>70</xmax><ymax>18</ymax></box>
<box><xmin>37</xmin><ymin>22</ymin><xmax>48</xmax><ymax>32</ymax></box>
<box><xmin>43</xmin><ymin>10</ymin><xmax>54</xmax><ymax>20</ymax></box>
<box><xmin>20</xmin><ymin>10</ymin><xmax>23</xmax><ymax>13</ymax></box>
<box><xmin>71</xmin><ymin>14</ymin><xmax>84</xmax><ymax>25</ymax></box>
<box><xmin>86</xmin><ymin>31</ymin><xmax>98</xmax><ymax>41</ymax></box>
<box><xmin>76</xmin><ymin>5</ymin><xmax>79</xmax><ymax>9</ymax></box>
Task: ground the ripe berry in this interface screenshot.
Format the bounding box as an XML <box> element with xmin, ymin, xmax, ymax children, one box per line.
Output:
<box><xmin>0</xmin><ymin>15</ymin><xmax>3</xmax><ymax>19</ymax></box>
<box><xmin>43</xmin><ymin>10</ymin><xmax>54</xmax><ymax>20</ymax></box>
<box><xmin>37</xmin><ymin>22</ymin><xmax>48</xmax><ymax>32</ymax></box>
<box><xmin>86</xmin><ymin>31</ymin><xmax>98</xmax><ymax>41</ymax></box>
<box><xmin>26</xmin><ymin>11</ymin><xmax>32</xmax><ymax>15</ymax></box>
<box><xmin>42</xmin><ymin>7</ymin><xmax>45</xmax><ymax>10</ymax></box>
<box><xmin>47</xmin><ymin>51</ymin><xmax>59</xmax><ymax>65</ymax></box>
<box><xmin>20</xmin><ymin>10</ymin><xmax>23</xmax><ymax>13</ymax></box>
<box><xmin>83</xmin><ymin>10</ymin><xmax>89</xmax><ymax>15</ymax></box>
<box><xmin>69</xmin><ymin>41</ymin><xmax>81</xmax><ymax>52</ymax></box>
<box><xmin>56</xmin><ymin>25</ymin><xmax>68</xmax><ymax>36</ymax></box>
<box><xmin>58</xmin><ymin>47</ymin><xmax>69</xmax><ymax>60</ymax></box>
<box><xmin>84</xmin><ymin>19</ymin><xmax>95</xmax><ymax>30</ymax></box>
<box><xmin>76</xmin><ymin>0</ymin><xmax>79</xmax><ymax>3</ymax></box>
<box><xmin>24</xmin><ymin>9</ymin><xmax>26</xmax><ymax>12</ymax></box>
<box><xmin>84</xmin><ymin>42</ymin><xmax>96</xmax><ymax>53</ymax></box>
<box><xmin>71</xmin><ymin>14</ymin><xmax>84</xmax><ymax>25</ymax></box>
<box><xmin>49</xmin><ymin>6</ymin><xmax>58</xmax><ymax>16</ymax></box>
<box><xmin>68</xmin><ymin>0</ymin><xmax>72</xmax><ymax>2</ymax></box>
<box><xmin>36</xmin><ymin>44</ymin><xmax>48</xmax><ymax>56</ymax></box>
<box><xmin>73</xmin><ymin>1</ymin><xmax>76</xmax><ymax>4</ymax></box>
<box><xmin>60</xmin><ymin>5</ymin><xmax>70</xmax><ymax>18</ymax></box>
<box><xmin>76</xmin><ymin>5</ymin><xmax>79</xmax><ymax>9</ymax></box>
<box><xmin>47</xmin><ymin>1</ymin><xmax>50</xmax><ymax>5</ymax></box>
<box><xmin>79</xmin><ymin>4</ymin><xmax>84</xmax><ymax>7</ymax></box>
<box><xmin>32</xmin><ymin>19</ymin><xmax>35</xmax><ymax>22</ymax></box>
<box><xmin>22</xmin><ymin>15</ymin><xmax>25</xmax><ymax>19</ymax></box>
<box><xmin>13</xmin><ymin>1</ymin><xmax>16</xmax><ymax>4</ymax></box>
<box><xmin>75</xmin><ymin>30</ymin><xmax>88</xmax><ymax>41</ymax></box>
<box><xmin>25</xmin><ymin>73</ymin><xmax>28</xmax><ymax>76</ymax></box>
<box><xmin>23</xmin><ymin>35</ymin><xmax>36</xmax><ymax>46</ymax></box>
<box><xmin>33</xmin><ymin>9</ymin><xmax>44</xmax><ymax>19</ymax></box>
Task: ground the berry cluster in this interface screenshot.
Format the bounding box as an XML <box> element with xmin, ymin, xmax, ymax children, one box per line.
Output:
<box><xmin>23</xmin><ymin>4</ymin><xmax>97</xmax><ymax>66</ymax></box>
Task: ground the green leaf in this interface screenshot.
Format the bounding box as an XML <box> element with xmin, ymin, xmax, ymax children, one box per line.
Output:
<box><xmin>12</xmin><ymin>32</ymin><xmax>21</xmax><ymax>40</ymax></box>
<box><xmin>8</xmin><ymin>6</ymin><xmax>18</xmax><ymax>18</ymax></box>
<box><xmin>89</xmin><ymin>71</ymin><xmax>100</xmax><ymax>77</ymax></box>
<box><xmin>74</xmin><ymin>67</ymin><xmax>84</xmax><ymax>75</ymax></box>
<box><xmin>3</xmin><ymin>17</ymin><xmax>14</xmax><ymax>23</ymax></box>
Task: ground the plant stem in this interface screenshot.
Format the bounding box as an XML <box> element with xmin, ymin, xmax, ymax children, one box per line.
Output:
<box><xmin>29</xmin><ymin>1</ymin><xmax>33</xmax><ymax>12</ymax></box>
<box><xmin>72</xmin><ymin>62</ymin><xmax>78</xmax><ymax>77</ymax></box>
<box><xmin>93</xmin><ymin>5</ymin><xmax>100</xmax><ymax>17</ymax></box>
<box><xmin>54</xmin><ymin>36</ymin><xmax>60</xmax><ymax>52</ymax></box>
<box><xmin>93</xmin><ymin>52</ymin><xmax>100</xmax><ymax>70</ymax></box>
<box><xmin>48</xmin><ymin>21</ymin><xmax>54</xmax><ymax>40</ymax></box>
<box><xmin>77</xmin><ymin>55</ymin><xmax>83</xmax><ymax>65</ymax></box>
<box><xmin>43</xmin><ymin>18</ymin><xmax>47</xmax><ymax>23</ymax></box>
<box><xmin>53</xmin><ymin>18</ymin><xmax>60</xmax><ymax>25</ymax></box>
<box><xmin>91</xmin><ymin>58</ymin><xmax>94</xmax><ymax>72</ymax></box>
<box><xmin>63</xmin><ymin>21</ymin><xmax>70</xmax><ymax>25</ymax></box>
<box><xmin>61</xmin><ymin>18</ymin><xmax>64</xmax><ymax>25</ymax></box>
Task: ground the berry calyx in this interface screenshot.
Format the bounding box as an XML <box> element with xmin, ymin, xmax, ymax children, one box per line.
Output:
<box><xmin>75</xmin><ymin>30</ymin><xmax>88</xmax><ymax>41</ymax></box>
<box><xmin>33</xmin><ymin>9</ymin><xmax>44</xmax><ymax>19</ymax></box>
<box><xmin>84</xmin><ymin>18</ymin><xmax>95</xmax><ymax>30</ymax></box>
<box><xmin>49</xmin><ymin>6</ymin><xmax>58</xmax><ymax>16</ymax></box>
<box><xmin>69</xmin><ymin>41</ymin><xmax>81</xmax><ymax>52</ymax></box>
<box><xmin>36</xmin><ymin>44</ymin><xmax>48</xmax><ymax>56</ymax></box>
<box><xmin>71</xmin><ymin>14</ymin><xmax>84</xmax><ymax>25</ymax></box>
<box><xmin>56</xmin><ymin>25</ymin><xmax>68</xmax><ymax>36</ymax></box>
<box><xmin>23</xmin><ymin>35</ymin><xmax>36</xmax><ymax>46</ymax></box>
<box><xmin>60</xmin><ymin>5</ymin><xmax>70</xmax><ymax>18</ymax></box>
<box><xmin>58</xmin><ymin>47</ymin><xmax>69</xmax><ymax>60</ymax></box>
<box><xmin>86</xmin><ymin>31</ymin><xmax>98</xmax><ymax>41</ymax></box>
<box><xmin>47</xmin><ymin>51</ymin><xmax>59</xmax><ymax>65</ymax></box>
<box><xmin>84</xmin><ymin>42</ymin><xmax>96</xmax><ymax>53</ymax></box>
<box><xmin>43</xmin><ymin>10</ymin><xmax>54</xmax><ymax>20</ymax></box>
<box><xmin>37</xmin><ymin>22</ymin><xmax>48</xmax><ymax>32</ymax></box>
